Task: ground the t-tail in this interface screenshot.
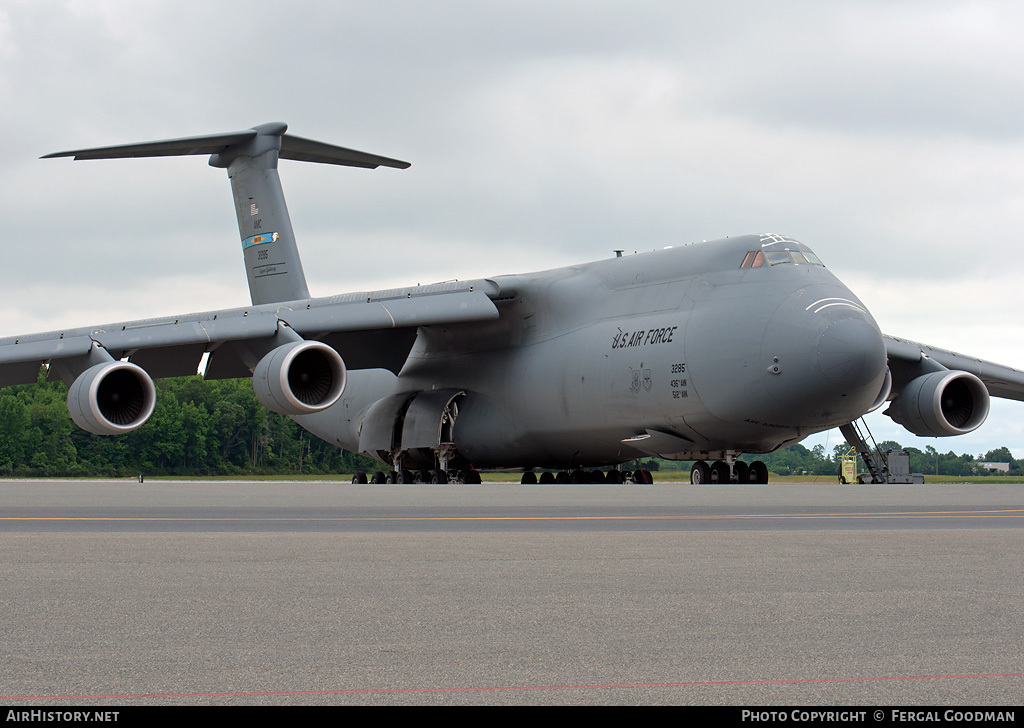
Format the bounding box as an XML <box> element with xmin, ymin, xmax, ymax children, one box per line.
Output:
<box><xmin>43</xmin><ymin>122</ymin><xmax>410</xmax><ymax>306</ymax></box>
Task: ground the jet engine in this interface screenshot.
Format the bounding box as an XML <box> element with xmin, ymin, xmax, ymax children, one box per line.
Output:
<box><xmin>885</xmin><ymin>370</ymin><xmax>990</xmax><ymax>437</ymax></box>
<box><xmin>67</xmin><ymin>361</ymin><xmax>157</xmax><ymax>435</ymax></box>
<box><xmin>252</xmin><ymin>340</ymin><xmax>347</xmax><ymax>415</ymax></box>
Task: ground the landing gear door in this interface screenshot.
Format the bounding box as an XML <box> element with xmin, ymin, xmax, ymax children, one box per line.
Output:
<box><xmin>359</xmin><ymin>392</ymin><xmax>415</xmax><ymax>458</ymax></box>
<box><xmin>402</xmin><ymin>389</ymin><xmax>466</xmax><ymax>450</ymax></box>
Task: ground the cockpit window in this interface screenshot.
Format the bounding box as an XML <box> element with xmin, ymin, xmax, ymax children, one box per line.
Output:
<box><xmin>740</xmin><ymin>248</ymin><xmax>824</xmax><ymax>268</ymax></box>
<box><xmin>739</xmin><ymin>250</ymin><xmax>765</xmax><ymax>268</ymax></box>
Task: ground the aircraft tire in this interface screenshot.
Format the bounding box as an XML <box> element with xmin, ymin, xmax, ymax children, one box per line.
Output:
<box><xmin>733</xmin><ymin>461</ymin><xmax>749</xmax><ymax>484</ymax></box>
<box><xmin>690</xmin><ymin>460</ymin><xmax>710</xmax><ymax>485</ymax></box>
<box><xmin>352</xmin><ymin>472</ymin><xmax>367</xmax><ymax>485</ymax></box>
<box><xmin>750</xmin><ymin>461</ymin><xmax>769</xmax><ymax>484</ymax></box>
<box><xmin>431</xmin><ymin>469</ymin><xmax>446</xmax><ymax>484</ymax></box>
<box><xmin>521</xmin><ymin>472</ymin><xmax>537</xmax><ymax>484</ymax></box>
<box><xmin>371</xmin><ymin>471</ymin><xmax>385</xmax><ymax>484</ymax></box>
<box><xmin>386</xmin><ymin>472</ymin><xmax>397</xmax><ymax>485</ymax></box>
<box><xmin>465</xmin><ymin>470</ymin><xmax>482</xmax><ymax>485</ymax></box>
<box><xmin>711</xmin><ymin>461</ymin><xmax>730</xmax><ymax>483</ymax></box>
<box><xmin>539</xmin><ymin>471</ymin><xmax>555</xmax><ymax>484</ymax></box>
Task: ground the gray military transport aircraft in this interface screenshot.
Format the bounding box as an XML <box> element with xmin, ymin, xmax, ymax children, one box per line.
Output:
<box><xmin>3</xmin><ymin>122</ymin><xmax>1023</xmax><ymax>485</ymax></box>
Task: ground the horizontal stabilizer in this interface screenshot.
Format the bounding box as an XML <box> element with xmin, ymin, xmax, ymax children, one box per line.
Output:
<box><xmin>41</xmin><ymin>130</ymin><xmax>259</xmax><ymax>160</ymax></box>
<box><xmin>280</xmin><ymin>134</ymin><xmax>410</xmax><ymax>169</ymax></box>
<box><xmin>41</xmin><ymin>123</ymin><xmax>410</xmax><ymax>169</ymax></box>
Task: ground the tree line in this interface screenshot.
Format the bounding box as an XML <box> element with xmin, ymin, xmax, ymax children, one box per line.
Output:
<box><xmin>0</xmin><ymin>372</ymin><xmax>1018</xmax><ymax>478</ymax></box>
<box><xmin>652</xmin><ymin>442</ymin><xmax>1021</xmax><ymax>477</ymax></box>
<box><xmin>0</xmin><ymin>374</ymin><xmax>377</xmax><ymax>477</ymax></box>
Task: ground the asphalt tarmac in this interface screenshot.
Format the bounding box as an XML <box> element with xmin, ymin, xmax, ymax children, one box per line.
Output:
<box><xmin>0</xmin><ymin>480</ymin><xmax>1021</xmax><ymax>705</ymax></box>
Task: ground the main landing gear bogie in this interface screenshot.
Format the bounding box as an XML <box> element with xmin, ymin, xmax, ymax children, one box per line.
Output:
<box><xmin>356</xmin><ymin>468</ymin><xmax>481</xmax><ymax>485</ymax></box>
<box><xmin>690</xmin><ymin>459</ymin><xmax>768</xmax><ymax>484</ymax></box>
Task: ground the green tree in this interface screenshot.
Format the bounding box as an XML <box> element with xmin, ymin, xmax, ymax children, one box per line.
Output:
<box><xmin>983</xmin><ymin>447</ymin><xmax>1014</xmax><ymax>463</ymax></box>
<box><xmin>0</xmin><ymin>393</ymin><xmax>28</xmax><ymax>471</ymax></box>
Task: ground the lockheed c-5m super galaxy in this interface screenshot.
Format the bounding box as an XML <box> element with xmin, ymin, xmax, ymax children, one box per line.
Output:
<box><xmin>4</xmin><ymin>122</ymin><xmax>1023</xmax><ymax>485</ymax></box>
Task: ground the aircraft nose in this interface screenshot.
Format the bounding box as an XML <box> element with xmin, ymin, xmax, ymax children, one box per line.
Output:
<box><xmin>817</xmin><ymin>315</ymin><xmax>887</xmax><ymax>390</ymax></box>
<box><xmin>761</xmin><ymin>289</ymin><xmax>888</xmax><ymax>425</ymax></box>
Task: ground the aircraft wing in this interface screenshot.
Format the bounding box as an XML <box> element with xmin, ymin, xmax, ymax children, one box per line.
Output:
<box><xmin>884</xmin><ymin>334</ymin><xmax>1024</xmax><ymax>402</ymax></box>
<box><xmin>0</xmin><ymin>280</ymin><xmax>500</xmax><ymax>388</ymax></box>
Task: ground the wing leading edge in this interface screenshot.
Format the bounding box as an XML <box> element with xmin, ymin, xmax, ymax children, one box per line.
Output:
<box><xmin>0</xmin><ymin>281</ymin><xmax>500</xmax><ymax>388</ymax></box>
<box><xmin>884</xmin><ymin>334</ymin><xmax>1024</xmax><ymax>402</ymax></box>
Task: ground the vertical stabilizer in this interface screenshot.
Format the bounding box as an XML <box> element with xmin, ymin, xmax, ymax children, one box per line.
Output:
<box><xmin>210</xmin><ymin>123</ymin><xmax>309</xmax><ymax>305</ymax></box>
<box><xmin>44</xmin><ymin>122</ymin><xmax>410</xmax><ymax>306</ymax></box>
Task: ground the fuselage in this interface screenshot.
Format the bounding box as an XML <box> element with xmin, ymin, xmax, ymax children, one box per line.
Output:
<box><xmin>297</xmin><ymin>233</ymin><xmax>889</xmax><ymax>469</ymax></box>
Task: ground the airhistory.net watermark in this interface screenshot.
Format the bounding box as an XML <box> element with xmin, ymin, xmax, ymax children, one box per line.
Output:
<box><xmin>6</xmin><ymin>712</ymin><xmax>118</xmax><ymax>723</ymax></box>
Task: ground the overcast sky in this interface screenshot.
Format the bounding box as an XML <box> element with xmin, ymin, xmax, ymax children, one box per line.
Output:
<box><xmin>2</xmin><ymin>0</ymin><xmax>1023</xmax><ymax>459</ymax></box>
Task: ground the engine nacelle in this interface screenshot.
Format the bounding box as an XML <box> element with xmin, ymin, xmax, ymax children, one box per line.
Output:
<box><xmin>252</xmin><ymin>340</ymin><xmax>347</xmax><ymax>415</ymax></box>
<box><xmin>885</xmin><ymin>370</ymin><xmax>990</xmax><ymax>437</ymax></box>
<box><xmin>67</xmin><ymin>361</ymin><xmax>157</xmax><ymax>435</ymax></box>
